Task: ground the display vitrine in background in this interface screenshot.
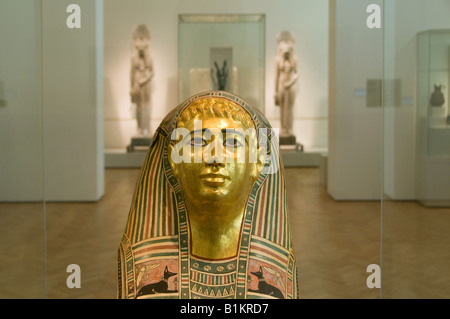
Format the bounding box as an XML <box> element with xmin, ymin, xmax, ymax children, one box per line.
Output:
<box><xmin>178</xmin><ymin>14</ymin><xmax>265</xmax><ymax>113</ymax></box>
<box><xmin>416</xmin><ymin>29</ymin><xmax>450</xmax><ymax>207</ymax></box>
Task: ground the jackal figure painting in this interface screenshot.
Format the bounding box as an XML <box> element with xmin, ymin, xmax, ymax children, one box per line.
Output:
<box><xmin>117</xmin><ymin>90</ymin><xmax>299</xmax><ymax>299</ymax></box>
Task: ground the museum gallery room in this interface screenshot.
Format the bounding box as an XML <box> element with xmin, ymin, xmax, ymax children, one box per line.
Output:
<box><xmin>0</xmin><ymin>0</ymin><xmax>449</xmax><ymax>300</ymax></box>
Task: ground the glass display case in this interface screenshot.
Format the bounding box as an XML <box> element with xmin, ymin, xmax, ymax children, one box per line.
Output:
<box><xmin>178</xmin><ymin>14</ymin><xmax>265</xmax><ymax>113</ymax></box>
<box><xmin>382</xmin><ymin>1</ymin><xmax>450</xmax><ymax>299</ymax></box>
<box><xmin>0</xmin><ymin>0</ymin><xmax>45</xmax><ymax>298</ymax></box>
<box><xmin>2</xmin><ymin>0</ymin><xmax>450</xmax><ymax>301</ymax></box>
<box><xmin>416</xmin><ymin>30</ymin><xmax>450</xmax><ymax>206</ymax></box>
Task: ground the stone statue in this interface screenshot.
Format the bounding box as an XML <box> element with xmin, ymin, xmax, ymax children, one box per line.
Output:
<box><xmin>274</xmin><ymin>30</ymin><xmax>298</xmax><ymax>140</ymax></box>
<box><xmin>118</xmin><ymin>91</ymin><xmax>298</xmax><ymax>299</ymax></box>
<box><xmin>130</xmin><ymin>24</ymin><xmax>154</xmax><ymax>136</ymax></box>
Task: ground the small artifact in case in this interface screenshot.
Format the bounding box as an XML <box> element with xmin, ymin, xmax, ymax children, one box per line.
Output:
<box><xmin>430</xmin><ymin>84</ymin><xmax>445</xmax><ymax>107</ymax></box>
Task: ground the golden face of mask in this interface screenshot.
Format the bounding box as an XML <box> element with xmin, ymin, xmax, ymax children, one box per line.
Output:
<box><xmin>169</xmin><ymin>117</ymin><xmax>261</xmax><ymax>212</ymax></box>
<box><xmin>167</xmin><ymin>100</ymin><xmax>267</xmax><ymax>259</ymax></box>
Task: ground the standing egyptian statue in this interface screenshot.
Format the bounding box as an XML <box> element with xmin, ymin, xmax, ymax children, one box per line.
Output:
<box><xmin>130</xmin><ymin>24</ymin><xmax>154</xmax><ymax>136</ymax></box>
<box><xmin>118</xmin><ymin>91</ymin><xmax>298</xmax><ymax>299</ymax></box>
<box><xmin>274</xmin><ymin>30</ymin><xmax>298</xmax><ymax>138</ymax></box>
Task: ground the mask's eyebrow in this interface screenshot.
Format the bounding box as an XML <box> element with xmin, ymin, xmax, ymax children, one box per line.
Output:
<box><xmin>222</xmin><ymin>129</ymin><xmax>249</xmax><ymax>145</ymax></box>
<box><xmin>181</xmin><ymin>128</ymin><xmax>250</xmax><ymax>144</ymax></box>
<box><xmin>190</xmin><ymin>129</ymin><xmax>208</xmax><ymax>135</ymax></box>
<box><xmin>180</xmin><ymin>128</ymin><xmax>207</xmax><ymax>145</ymax></box>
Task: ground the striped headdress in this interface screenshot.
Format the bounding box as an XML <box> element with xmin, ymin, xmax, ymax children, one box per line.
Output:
<box><xmin>118</xmin><ymin>91</ymin><xmax>298</xmax><ymax>299</ymax></box>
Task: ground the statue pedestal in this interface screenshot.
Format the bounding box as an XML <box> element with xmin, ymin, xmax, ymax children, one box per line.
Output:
<box><xmin>279</xmin><ymin>134</ymin><xmax>303</xmax><ymax>152</ymax></box>
<box><xmin>127</xmin><ymin>136</ymin><xmax>152</xmax><ymax>152</ymax></box>
<box><xmin>430</xmin><ymin>106</ymin><xmax>445</xmax><ymax>118</ymax></box>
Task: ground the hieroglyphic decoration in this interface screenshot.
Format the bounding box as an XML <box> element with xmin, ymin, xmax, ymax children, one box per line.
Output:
<box><xmin>190</xmin><ymin>258</ymin><xmax>237</xmax><ymax>299</ymax></box>
<box><xmin>118</xmin><ymin>90</ymin><xmax>298</xmax><ymax>299</ymax></box>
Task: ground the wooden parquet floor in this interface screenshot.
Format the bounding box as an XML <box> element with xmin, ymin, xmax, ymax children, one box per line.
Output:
<box><xmin>0</xmin><ymin>167</ymin><xmax>449</xmax><ymax>299</ymax></box>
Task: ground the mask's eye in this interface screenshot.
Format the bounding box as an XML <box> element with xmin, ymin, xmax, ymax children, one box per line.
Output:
<box><xmin>224</xmin><ymin>138</ymin><xmax>243</xmax><ymax>148</ymax></box>
<box><xmin>190</xmin><ymin>137</ymin><xmax>206</xmax><ymax>146</ymax></box>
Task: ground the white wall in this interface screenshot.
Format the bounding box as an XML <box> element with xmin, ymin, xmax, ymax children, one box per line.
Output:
<box><xmin>383</xmin><ymin>0</ymin><xmax>450</xmax><ymax>200</ymax></box>
<box><xmin>0</xmin><ymin>1</ymin><xmax>43</xmax><ymax>201</ymax></box>
<box><xmin>103</xmin><ymin>0</ymin><xmax>329</xmax><ymax>152</ymax></box>
<box><xmin>328</xmin><ymin>0</ymin><xmax>384</xmax><ymax>200</ymax></box>
<box><xmin>42</xmin><ymin>0</ymin><xmax>104</xmax><ymax>201</ymax></box>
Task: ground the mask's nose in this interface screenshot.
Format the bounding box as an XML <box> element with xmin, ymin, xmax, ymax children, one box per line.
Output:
<box><xmin>203</xmin><ymin>136</ymin><xmax>224</xmax><ymax>165</ymax></box>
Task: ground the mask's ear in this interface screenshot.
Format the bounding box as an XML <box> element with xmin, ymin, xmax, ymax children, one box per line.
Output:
<box><xmin>251</xmin><ymin>144</ymin><xmax>266</xmax><ymax>182</ymax></box>
<box><xmin>167</xmin><ymin>142</ymin><xmax>179</xmax><ymax>179</ymax></box>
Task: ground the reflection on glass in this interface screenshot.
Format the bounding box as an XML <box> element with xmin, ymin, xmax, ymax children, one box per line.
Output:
<box><xmin>0</xmin><ymin>0</ymin><xmax>45</xmax><ymax>298</ymax></box>
<box><xmin>382</xmin><ymin>2</ymin><xmax>450</xmax><ymax>299</ymax></box>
